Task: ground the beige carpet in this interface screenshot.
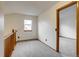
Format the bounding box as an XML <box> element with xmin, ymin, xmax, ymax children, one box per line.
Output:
<box><xmin>11</xmin><ymin>40</ymin><xmax>62</xmax><ymax>57</ymax></box>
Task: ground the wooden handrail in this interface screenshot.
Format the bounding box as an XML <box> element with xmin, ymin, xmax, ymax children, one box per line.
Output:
<box><xmin>4</xmin><ymin>29</ymin><xmax>16</xmax><ymax>57</ymax></box>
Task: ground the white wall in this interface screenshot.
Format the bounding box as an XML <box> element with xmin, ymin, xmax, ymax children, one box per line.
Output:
<box><xmin>4</xmin><ymin>14</ymin><xmax>38</xmax><ymax>41</ymax></box>
<box><xmin>0</xmin><ymin>10</ymin><xmax>4</xmax><ymax>56</ymax></box>
<box><xmin>38</xmin><ymin>2</ymin><xmax>71</xmax><ymax>49</ymax></box>
<box><xmin>59</xmin><ymin>4</ymin><xmax>76</xmax><ymax>39</ymax></box>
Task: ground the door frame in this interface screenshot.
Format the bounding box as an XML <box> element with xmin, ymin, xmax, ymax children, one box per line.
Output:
<box><xmin>56</xmin><ymin>1</ymin><xmax>79</xmax><ymax>56</ymax></box>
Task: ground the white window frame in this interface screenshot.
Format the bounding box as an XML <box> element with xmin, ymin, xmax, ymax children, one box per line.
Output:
<box><xmin>24</xmin><ymin>20</ymin><xmax>32</xmax><ymax>32</ymax></box>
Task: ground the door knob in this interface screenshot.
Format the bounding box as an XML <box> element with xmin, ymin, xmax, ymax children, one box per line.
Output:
<box><xmin>55</xmin><ymin>28</ymin><xmax>57</xmax><ymax>31</ymax></box>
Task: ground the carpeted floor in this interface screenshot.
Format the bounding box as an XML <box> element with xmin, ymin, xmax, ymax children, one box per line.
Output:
<box><xmin>11</xmin><ymin>40</ymin><xmax>62</xmax><ymax>57</ymax></box>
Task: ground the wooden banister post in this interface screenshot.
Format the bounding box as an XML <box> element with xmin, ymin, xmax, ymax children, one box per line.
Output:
<box><xmin>12</xmin><ymin>29</ymin><xmax>14</xmax><ymax>33</ymax></box>
<box><xmin>4</xmin><ymin>29</ymin><xmax>16</xmax><ymax>57</ymax></box>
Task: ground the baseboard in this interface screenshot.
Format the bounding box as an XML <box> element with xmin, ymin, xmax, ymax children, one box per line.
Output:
<box><xmin>38</xmin><ymin>39</ymin><xmax>57</xmax><ymax>52</ymax></box>
<box><xmin>16</xmin><ymin>39</ymin><xmax>38</xmax><ymax>43</ymax></box>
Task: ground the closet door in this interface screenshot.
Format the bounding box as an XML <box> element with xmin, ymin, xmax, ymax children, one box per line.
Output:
<box><xmin>59</xmin><ymin>4</ymin><xmax>76</xmax><ymax>56</ymax></box>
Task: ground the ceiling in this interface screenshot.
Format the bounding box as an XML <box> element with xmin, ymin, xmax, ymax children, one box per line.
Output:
<box><xmin>0</xmin><ymin>1</ymin><xmax>58</xmax><ymax>16</ymax></box>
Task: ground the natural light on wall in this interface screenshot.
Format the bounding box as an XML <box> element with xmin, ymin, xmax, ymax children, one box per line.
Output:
<box><xmin>24</xmin><ymin>20</ymin><xmax>32</xmax><ymax>31</ymax></box>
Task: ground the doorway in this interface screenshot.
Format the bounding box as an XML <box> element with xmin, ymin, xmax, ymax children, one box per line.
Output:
<box><xmin>56</xmin><ymin>2</ymin><xmax>79</xmax><ymax>57</ymax></box>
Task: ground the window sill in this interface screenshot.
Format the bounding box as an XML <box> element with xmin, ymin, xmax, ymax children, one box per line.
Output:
<box><xmin>24</xmin><ymin>30</ymin><xmax>32</xmax><ymax>32</ymax></box>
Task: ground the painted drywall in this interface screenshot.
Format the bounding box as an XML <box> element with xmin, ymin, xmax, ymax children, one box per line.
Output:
<box><xmin>4</xmin><ymin>14</ymin><xmax>38</xmax><ymax>41</ymax></box>
<box><xmin>0</xmin><ymin>9</ymin><xmax>4</xmax><ymax>56</ymax></box>
<box><xmin>59</xmin><ymin>4</ymin><xmax>76</xmax><ymax>39</ymax></box>
<box><xmin>38</xmin><ymin>2</ymin><xmax>72</xmax><ymax>50</ymax></box>
<box><xmin>0</xmin><ymin>1</ymin><xmax>58</xmax><ymax>16</ymax></box>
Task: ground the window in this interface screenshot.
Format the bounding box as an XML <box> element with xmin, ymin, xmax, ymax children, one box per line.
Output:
<box><xmin>24</xmin><ymin>20</ymin><xmax>32</xmax><ymax>31</ymax></box>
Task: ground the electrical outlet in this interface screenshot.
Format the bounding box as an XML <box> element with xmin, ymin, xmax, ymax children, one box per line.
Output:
<box><xmin>45</xmin><ymin>39</ymin><xmax>47</xmax><ymax>41</ymax></box>
<box><xmin>18</xmin><ymin>36</ymin><xmax>20</xmax><ymax>39</ymax></box>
